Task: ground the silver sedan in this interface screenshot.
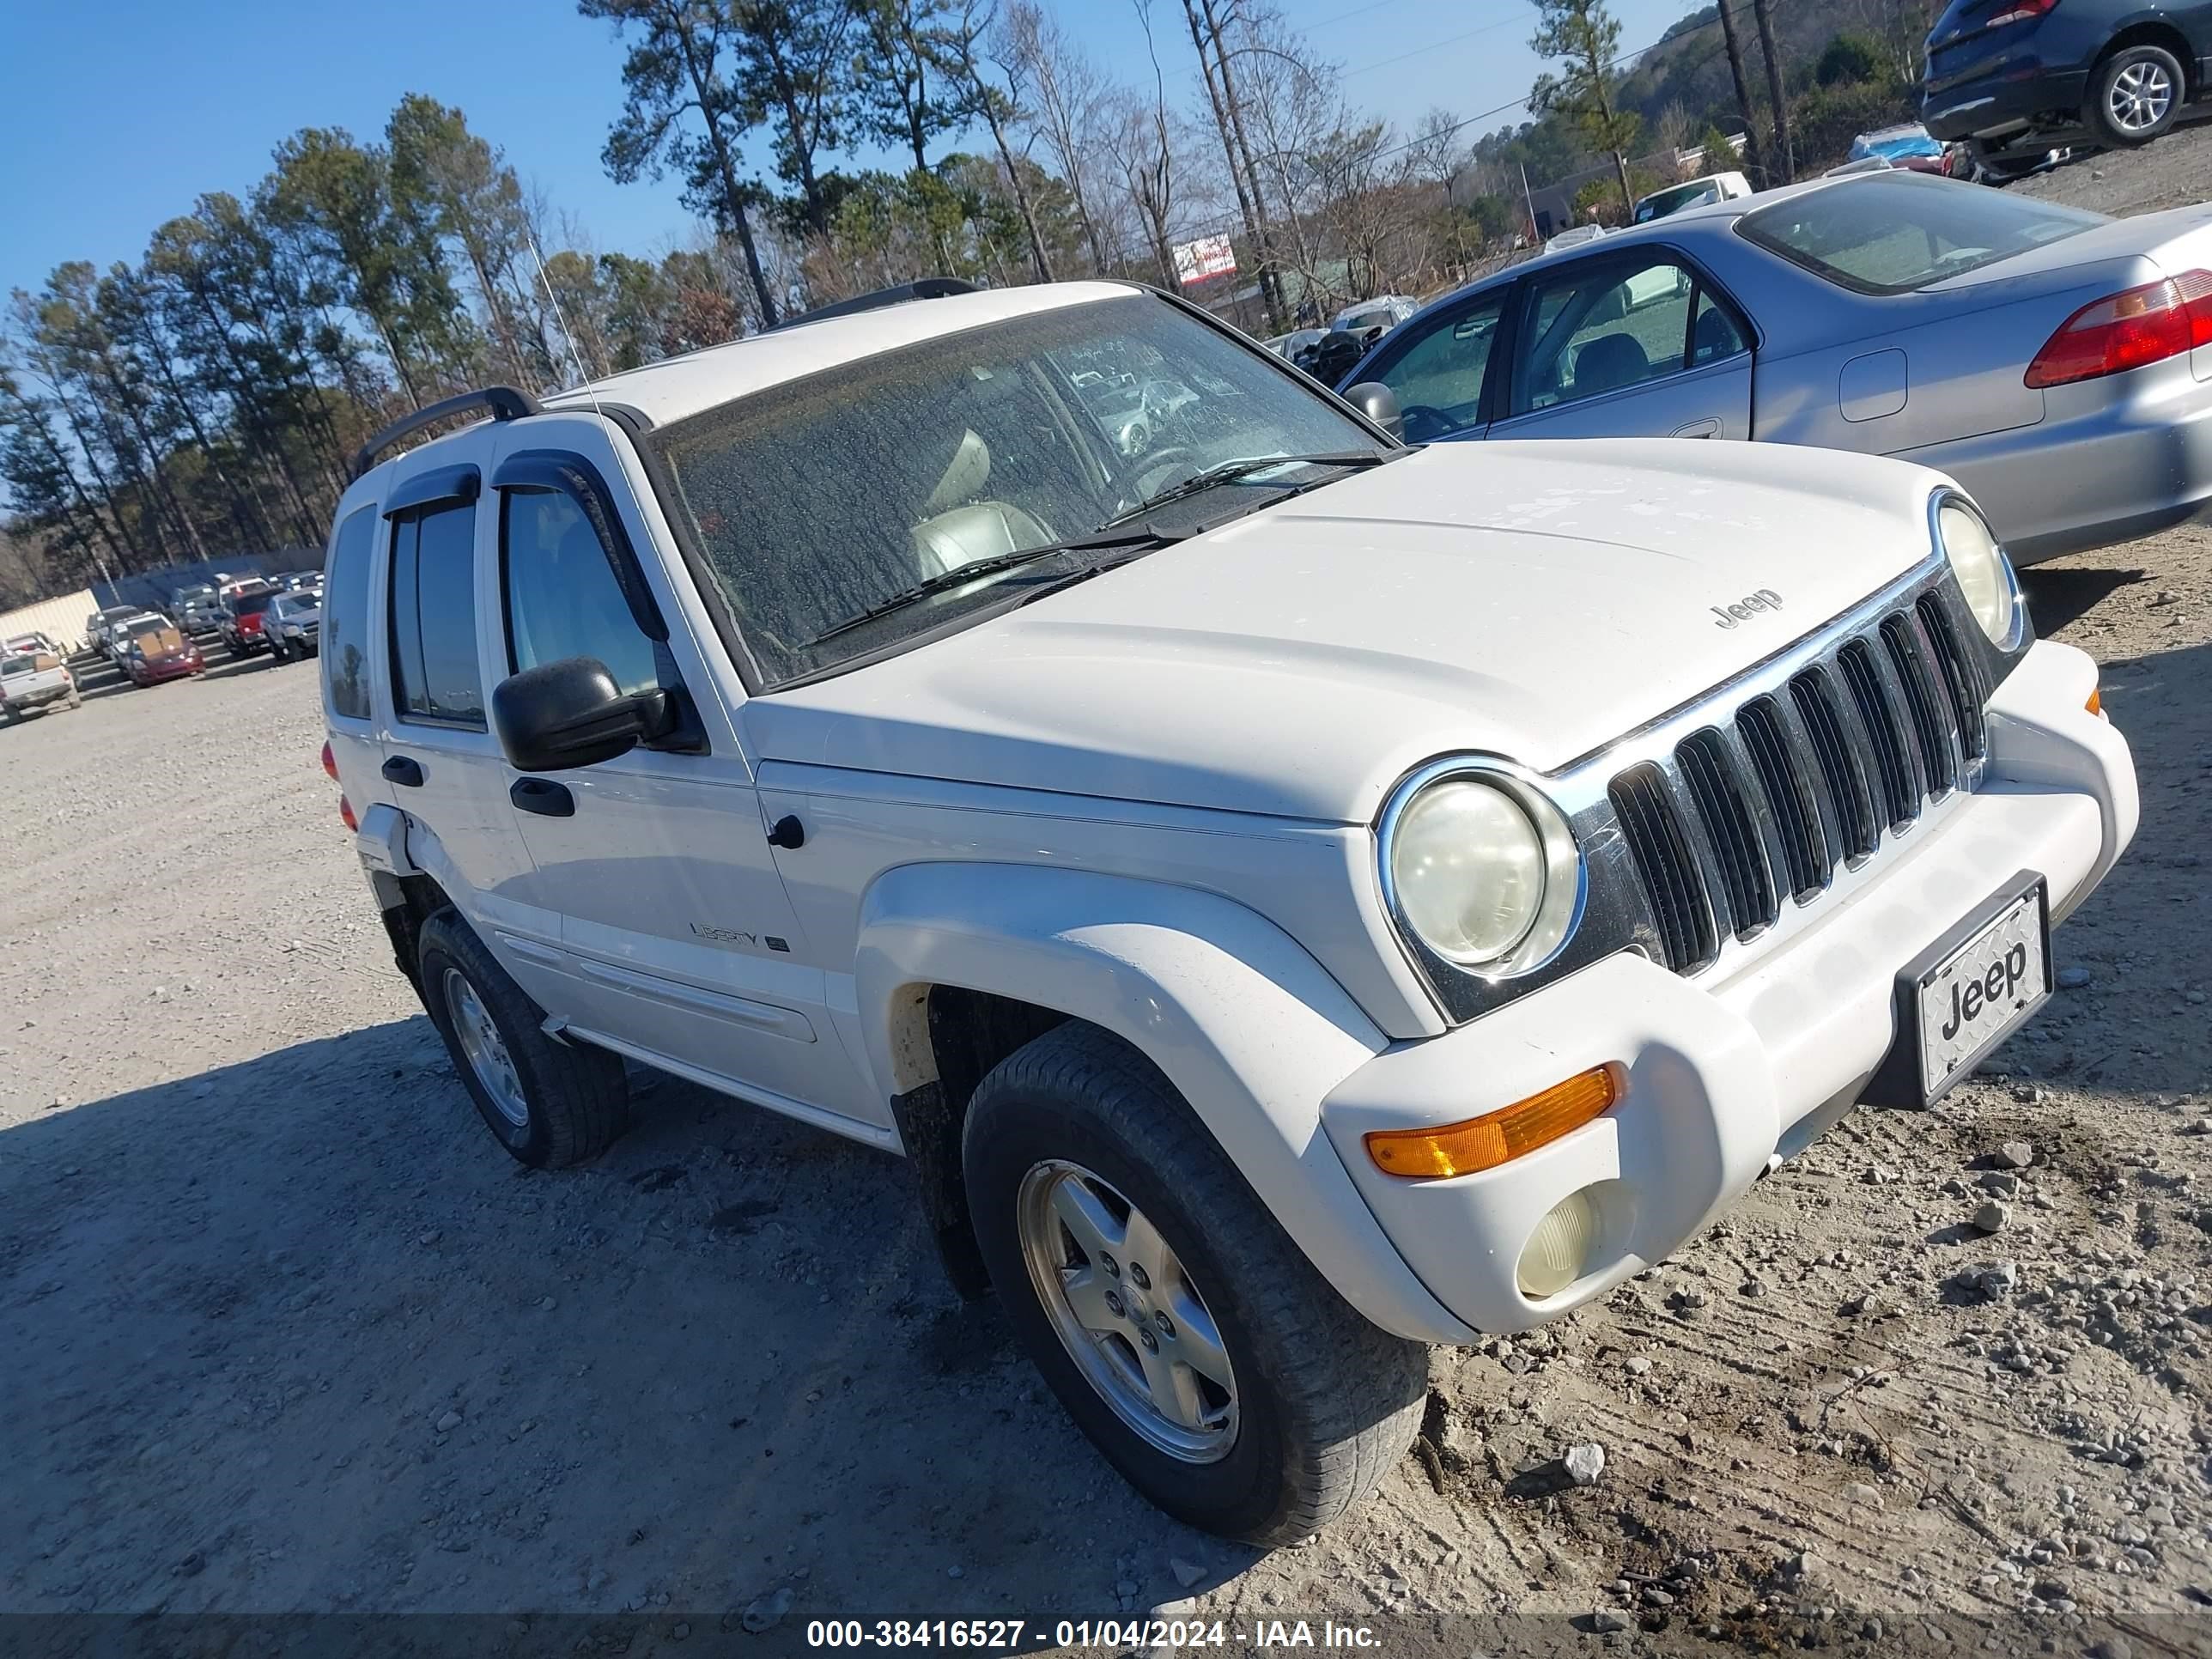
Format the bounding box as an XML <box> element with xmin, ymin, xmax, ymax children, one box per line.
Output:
<box><xmin>1339</xmin><ymin>170</ymin><xmax>2212</xmax><ymax>562</ymax></box>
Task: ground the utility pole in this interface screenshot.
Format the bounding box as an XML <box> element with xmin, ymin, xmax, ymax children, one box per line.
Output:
<box><xmin>1712</xmin><ymin>0</ymin><xmax>1769</xmax><ymax>186</ymax></box>
<box><xmin>1749</xmin><ymin>0</ymin><xmax>1795</xmax><ymax>182</ymax></box>
<box><xmin>1520</xmin><ymin>162</ymin><xmax>1540</xmax><ymax>243</ymax></box>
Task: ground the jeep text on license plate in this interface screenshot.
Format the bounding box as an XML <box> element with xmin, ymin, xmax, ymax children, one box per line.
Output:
<box><xmin>1911</xmin><ymin>878</ymin><xmax>2051</xmax><ymax>1104</ymax></box>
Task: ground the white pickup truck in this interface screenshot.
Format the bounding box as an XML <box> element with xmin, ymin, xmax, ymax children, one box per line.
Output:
<box><xmin>0</xmin><ymin>650</ymin><xmax>78</xmax><ymax>724</ymax></box>
<box><xmin>320</xmin><ymin>278</ymin><xmax>2136</xmax><ymax>1543</ymax></box>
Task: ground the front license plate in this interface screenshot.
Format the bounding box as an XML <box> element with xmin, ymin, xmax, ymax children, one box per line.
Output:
<box><xmin>1907</xmin><ymin>875</ymin><xmax>2051</xmax><ymax>1104</ymax></box>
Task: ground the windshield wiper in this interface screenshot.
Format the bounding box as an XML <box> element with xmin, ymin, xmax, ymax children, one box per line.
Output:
<box><xmin>808</xmin><ymin>525</ymin><xmax>1181</xmax><ymax>647</ymax></box>
<box><xmin>1107</xmin><ymin>449</ymin><xmax>1397</xmax><ymax>525</ymax></box>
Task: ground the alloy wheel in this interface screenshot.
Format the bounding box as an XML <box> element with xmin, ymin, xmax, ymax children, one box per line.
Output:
<box><xmin>441</xmin><ymin>967</ymin><xmax>529</xmax><ymax>1127</ymax></box>
<box><xmin>2108</xmin><ymin>60</ymin><xmax>2174</xmax><ymax>133</ymax></box>
<box><xmin>1015</xmin><ymin>1159</ymin><xmax>1238</xmax><ymax>1462</ymax></box>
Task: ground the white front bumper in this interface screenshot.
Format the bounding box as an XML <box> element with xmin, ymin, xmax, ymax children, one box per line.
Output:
<box><xmin>1322</xmin><ymin>640</ymin><xmax>2135</xmax><ymax>1336</ymax></box>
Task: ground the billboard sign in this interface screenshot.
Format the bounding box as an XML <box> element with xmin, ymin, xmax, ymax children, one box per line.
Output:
<box><xmin>1172</xmin><ymin>234</ymin><xmax>1237</xmax><ymax>284</ymax></box>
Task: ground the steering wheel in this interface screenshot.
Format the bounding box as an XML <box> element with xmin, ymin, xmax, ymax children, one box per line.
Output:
<box><xmin>1399</xmin><ymin>405</ymin><xmax>1456</xmax><ymax>444</ymax></box>
<box><xmin>1127</xmin><ymin>446</ymin><xmax>1200</xmax><ymax>503</ymax></box>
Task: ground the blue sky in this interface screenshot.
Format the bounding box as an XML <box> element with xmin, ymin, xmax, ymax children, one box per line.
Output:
<box><xmin>0</xmin><ymin>0</ymin><xmax>1690</xmax><ymax>302</ymax></box>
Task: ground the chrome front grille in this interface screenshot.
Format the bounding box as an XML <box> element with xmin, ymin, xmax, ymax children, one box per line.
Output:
<box><xmin>1610</xmin><ymin>579</ymin><xmax>1991</xmax><ymax>975</ymax></box>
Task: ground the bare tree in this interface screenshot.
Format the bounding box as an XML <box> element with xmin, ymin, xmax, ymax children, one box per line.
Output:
<box><xmin>940</xmin><ymin>0</ymin><xmax>1054</xmax><ymax>282</ymax></box>
<box><xmin>999</xmin><ymin>2</ymin><xmax>1111</xmax><ymax>273</ymax></box>
<box><xmin>1180</xmin><ymin>0</ymin><xmax>1283</xmax><ymax>328</ymax></box>
<box><xmin>1102</xmin><ymin>1</ymin><xmax>1183</xmax><ymax>290</ymax></box>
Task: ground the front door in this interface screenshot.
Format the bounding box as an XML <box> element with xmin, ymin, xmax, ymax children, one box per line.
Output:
<box><xmin>482</xmin><ymin>417</ymin><xmax>886</xmax><ymax>1139</ymax></box>
<box><xmin>1486</xmin><ymin>249</ymin><xmax>1755</xmax><ymax>442</ymax></box>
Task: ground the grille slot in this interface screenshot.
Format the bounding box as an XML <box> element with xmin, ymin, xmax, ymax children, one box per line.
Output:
<box><xmin>1676</xmin><ymin>730</ymin><xmax>1777</xmax><ymax>939</ymax></box>
<box><xmin>1916</xmin><ymin>594</ymin><xmax>1988</xmax><ymax>762</ymax></box>
<box><xmin>1605</xmin><ymin>573</ymin><xmax>1996</xmax><ymax>977</ymax></box>
<box><xmin>1609</xmin><ymin>763</ymin><xmax>1716</xmax><ymax>972</ymax></box>
<box><xmin>1837</xmin><ymin>638</ymin><xmax>1917</xmax><ymax>831</ymax></box>
<box><xmin>1881</xmin><ymin>614</ymin><xmax>1957</xmax><ymax>796</ymax></box>
<box><xmin>1790</xmin><ymin>668</ymin><xmax>1878</xmax><ymax>863</ymax></box>
<box><xmin>1738</xmin><ymin>696</ymin><xmax>1829</xmax><ymax>900</ymax></box>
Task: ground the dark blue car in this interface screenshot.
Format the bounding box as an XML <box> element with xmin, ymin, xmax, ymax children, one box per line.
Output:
<box><xmin>1922</xmin><ymin>0</ymin><xmax>2212</xmax><ymax>172</ymax></box>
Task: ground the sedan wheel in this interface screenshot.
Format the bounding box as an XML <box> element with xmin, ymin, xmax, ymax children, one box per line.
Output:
<box><xmin>2088</xmin><ymin>46</ymin><xmax>2183</xmax><ymax>145</ymax></box>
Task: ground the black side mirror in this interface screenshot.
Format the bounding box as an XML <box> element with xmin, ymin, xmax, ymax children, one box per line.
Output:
<box><xmin>1343</xmin><ymin>381</ymin><xmax>1405</xmax><ymax>442</ymax></box>
<box><xmin>491</xmin><ymin>657</ymin><xmax>672</xmax><ymax>772</ymax></box>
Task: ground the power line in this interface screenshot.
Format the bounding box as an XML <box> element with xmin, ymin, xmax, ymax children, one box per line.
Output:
<box><xmin>1342</xmin><ymin>13</ymin><xmax>1533</xmax><ymax>81</ymax></box>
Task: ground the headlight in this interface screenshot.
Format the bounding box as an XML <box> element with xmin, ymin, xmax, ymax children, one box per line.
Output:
<box><xmin>1936</xmin><ymin>495</ymin><xmax>2021</xmax><ymax>647</ymax></box>
<box><xmin>1382</xmin><ymin>766</ymin><xmax>1582</xmax><ymax>972</ymax></box>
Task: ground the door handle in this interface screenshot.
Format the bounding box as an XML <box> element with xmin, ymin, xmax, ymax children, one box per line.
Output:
<box><xmin>1671</xmin><ymin>418</ymin><xmax>1722</xmax><ymax>439</ymax></box>
<box><xmin>510</xmin><ymin>777</ymin><xmax>575</xmax><ymax>817</ymax></box>
<box><xmin>381</xmin><ymin>755</ymin><xmax>425</xmax><ymax>787</ymax></box>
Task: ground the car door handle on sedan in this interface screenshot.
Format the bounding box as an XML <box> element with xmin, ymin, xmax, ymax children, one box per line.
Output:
<box><xmin>1671</xmin><ymin>418</ymin><xmax>1722</xmax><ymax>439</ymax></box>
<box><xmin>510</xmin><ymin>777</ymin><xmax>575</xmax><ymax>817</ymax></box>
<box><xmin>381</xmin><ymin>755</ymin><xmax>426</xmax><ymax>787</ymax></box>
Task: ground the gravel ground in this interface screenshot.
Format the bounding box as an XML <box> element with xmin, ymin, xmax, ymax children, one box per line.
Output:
<box><xmin>6</xmin><ymin>167</ymin><xmax>2212</xmax><ymax>1659</ymax></box>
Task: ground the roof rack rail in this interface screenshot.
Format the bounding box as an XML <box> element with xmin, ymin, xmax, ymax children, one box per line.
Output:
<box><xmin>768</xmin><ymin>277</ymin><xmax>979</xmax><ymax>332</ymax></box>
<box><xmin>349</xmin><ymin>386</ymin><xmax>541</xmax><ymax>482</ymax></box>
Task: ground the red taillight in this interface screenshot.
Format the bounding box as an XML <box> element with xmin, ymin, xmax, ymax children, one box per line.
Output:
<box><xmin>2025</xmin><ymin>270</ymin><xmax>2212</xmax><ymax>388</ymax></box>
<box><xmin>339</xmin><ymin>795</ymin><xmax>358</xmax><ymax>831</ymax></box>
<box><xmin>1984</xmin><ymin>0</ymin><xmax>2058</xmax><ymax>25</ymax></box>
<box><xmin>321</xmin><ymin>740</ymin><xmax>339</xmax><ymax>781</ymax></box>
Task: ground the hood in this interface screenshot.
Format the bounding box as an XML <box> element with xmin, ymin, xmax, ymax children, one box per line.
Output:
<box><xmin>744</xmin><ymin>441</ymin><xmax>1945</xmax><ymax>823</ymax></box>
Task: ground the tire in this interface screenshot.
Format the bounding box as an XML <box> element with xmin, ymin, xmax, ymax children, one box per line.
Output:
<box><xmin>414</xmin><ymin>908</ymin><xmax>630</xmax><ymax>1168</ymax></box>
<box><xmin>271</xmin><ymin>640</ymin><xmax>291</xmax><ymax>663</ymax></box>
<box><xmin>963</xmin><ymin>1022</ymin><xmax>1428</xmax><ymax>1545</ymax></box>
<box><xmin>2086</xmin><ymin>44</ymin><xmax>2184</xmax><ymax>147</ymax></box>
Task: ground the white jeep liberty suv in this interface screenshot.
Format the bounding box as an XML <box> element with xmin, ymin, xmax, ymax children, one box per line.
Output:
<box><xmin>321</xmin><ymin>278</ymin><xmax>2136</xmax><ymax>1544</ymax></box>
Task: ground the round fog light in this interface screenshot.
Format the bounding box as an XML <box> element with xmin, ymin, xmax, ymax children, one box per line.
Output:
<box><xmin>1516</xmin><ymin>1189</ymin><xmax>1600</xmax><ymax>1299</ymax></box>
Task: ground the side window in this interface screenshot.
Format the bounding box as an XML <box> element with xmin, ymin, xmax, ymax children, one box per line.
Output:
<box><xmin>323</xmin><ymin>505</ymin><xmax>377</xmax><ymax>720</ymax></box>
<box><xmin>1373</xmin><ymin>295</ymin><xmax>1506</xmax><ymax>441</ymax></box>
<box><xmin>1690</xmin><ymin>288</ymin><xmax>1749</xmax><ymax>366</ymax></box>
<box><xmin>1510</xmin><ymin>256</ymin><xmax>1708</xmax><ymax>417</ymax></box>
<box><xmin>388</xmin><ymin>501</ymin><xmax>486</xmax><ymax>727</ymax></box>
<box><xmin>501</xmin><ymin>489</ymin><xmax>660</xmax><ymax>697</ymax></box>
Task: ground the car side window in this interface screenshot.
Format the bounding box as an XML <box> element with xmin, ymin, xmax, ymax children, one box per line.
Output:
<box><xmin>323</xmin><ymin>505</ymin><xmax>377</xmax><ymax>720</ymax></box>
<box><xmin>1510</xmin><ymin>255</ymin><xmax>1730</xmax><ymax>417</ymax></box>
<box><xmin>388</xmin><ymin>501</ymin><xmax>486</xmax><ymax>727</ymax></box>
<box><xmin>501</xmin><ymin>489</ymin><xmax>660</xmax><ymax>697</ymax></box>
<box><xmin>1371</xmin><ymin>295</ymin><xmax>1506</xmax><ymax>441</ymax></box>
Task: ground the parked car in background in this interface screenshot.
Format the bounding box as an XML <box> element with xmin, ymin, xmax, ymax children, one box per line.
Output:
<box><xmin>1264</xmin><ymin>326</ymin><xmax>1328</xmax><ymax>362</ymax></box>
<box><xmin>1544</xmin><ymin>222</ymin><xmax>1607</xmax><ymax>254</ymax></box>
<box><xmin>1338</xmin><ymin>169</ymin><xmax>2212</xmax><ymax>563</ymax></box>
<box><xmin>219</xmin><ymin>583</ymin><xmax>278</xmax><ymax>657</ymax></box>
<box><xmin>320</xmin><ymin>276</ymin><xmax>2133</xmax><ymax>1547</ymax></box>
<box><xmin>86</xmin><ymin>605</ymin><xmax>142</xmax><ymax>658</ymax></box>
<box><xmin>1632</xmin><ymin>170</ymin><xmax>1753</xmax><ymax>223</ymax></box>
<box><xmin>276</xmin><ymin>569</ymin><xmax>324</xmax><ymax>592</ymax></box>
<box><xmin>173</xmin><ymin>583</ymin><xmax>222</xmax><ymax>631</ymax></box>
<box><xmin>100</xmin><ymin>611</ymin><xmax>170</xmax><ymax>662</ymax></box>
<box><xmin>1923</xmin><ymin>0</ymin><xmax>2212</xmax><ymax>173</ymax></box>
<box><xmin>1297</xmin><ymin>329</ymin><xmax>1372</xmax><ymax>386</ymax></box>
<box><xmin>264</xmin><ymin>590</ymin><xmax>321</xmax><ymax>661</ymax></box>
<box><xmin>1848</xmin><ymin>123</ymin><xmax>1958</xmax><ymax>175</ymax></box>
<box><xmin>4</xmin><ymin>630</ymin><xmax>64</xmax><ymax>662</ymax></box>
<box><xmin>0</xmin><ymin>650</ymin><xmax>77</xmax><ymax>722</ymax></box>
<box><xmin>119</xmin><ymin>619</ymin><xmax>205</xmax><ymax>687</ymax></box>
<box><xmin>1330</xmin><ymin>295</ymin><xmax>1419</xmax><ymax>343</ymax></box>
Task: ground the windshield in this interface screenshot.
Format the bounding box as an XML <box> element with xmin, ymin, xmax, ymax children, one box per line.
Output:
<box><xmin>1738</xmin><ymin>173</ymin><xmax>2100</xmax><ymax>293</ymax></box>
<box><xmin>179</xmin><ymin>586</ymin><xmax>214</xmax><ymax>601</ymax></box>
<box><xmin>234</xmin><ymin>593</ymin><xmax>274</xmax><ymax>616</ymax></box>
<box><xmin>1635</xmin><ymin>181</ymin><xmax>1717</xmax><ymax>223</ymax></box>
<box><xmin>647</xmin><ymin>294</ymin><xmax>1380</xmax><ymax>684</ymax></box>
<box><xmin>1340</xmin><ymin>309</ymin><xmax>1395</xmax><ymax>333</ymax></box>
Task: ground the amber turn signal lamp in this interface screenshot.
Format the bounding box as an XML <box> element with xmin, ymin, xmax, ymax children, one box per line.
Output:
<box><xmin>2085</xmin><ymin>686</ymin><xmax>2101</xmax><ymax>715</ymax></box>
<box><xmin>1364</xmin><ymin>1066</ymin><xmax>1620</xmax><ymax>1179</ymax></box>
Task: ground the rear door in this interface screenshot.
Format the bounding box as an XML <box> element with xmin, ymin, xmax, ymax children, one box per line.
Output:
<box><xmin>481</xmin><ymin>416</ymin><xmax>882</xmax><ymax>1137</ymax></box>
<box><xmin>374</xmin><ymin>431</ymin><xmax>561</xmax><ymax>951</ymax></box>
<box><xmin>1487</xmin><ymin>248</ymin><xmax>1755</xmax><ymax>441</ymax></box>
